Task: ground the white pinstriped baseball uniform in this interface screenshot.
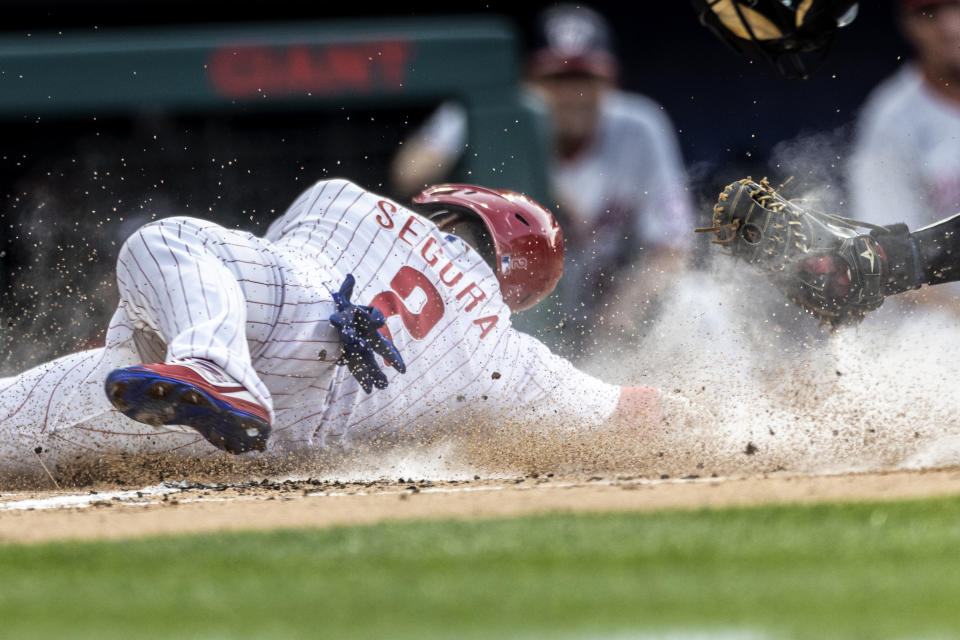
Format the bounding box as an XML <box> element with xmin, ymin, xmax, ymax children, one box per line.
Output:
<box><xmin>0</xmin><ymin>178</ymin><xmax>620</xmax><ymax>474</ymax></box>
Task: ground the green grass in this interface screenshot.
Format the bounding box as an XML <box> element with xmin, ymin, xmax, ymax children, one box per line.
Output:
<box><xmin>4</xmin><ymin>497</ymin><xmax>960</xmax><ymax>639</ymax></box>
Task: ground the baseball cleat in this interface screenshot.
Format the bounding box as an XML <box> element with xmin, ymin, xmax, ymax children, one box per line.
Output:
<box><xmin>104</xmin><ymin>359</ymin><xmax>271</xmax><ymax>454</ymax></box>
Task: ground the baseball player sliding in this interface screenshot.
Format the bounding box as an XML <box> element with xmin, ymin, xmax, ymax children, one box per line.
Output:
<box><xmin>0</xmin><ymin>179</ymin><xmax>658</xmax><ymax>479</ymax></box>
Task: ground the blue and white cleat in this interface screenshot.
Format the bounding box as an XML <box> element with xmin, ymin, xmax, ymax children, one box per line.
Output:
<box><xmin>104</xmin><ymin>359</ymin><xmax>271</xmax><ymax>454</ymax></box>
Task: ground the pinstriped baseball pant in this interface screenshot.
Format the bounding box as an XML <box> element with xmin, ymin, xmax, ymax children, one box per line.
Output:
<box><xmin>0</xmin><ymin>216</ymin><xmax>340</xmax><ymax>477</ymax></box>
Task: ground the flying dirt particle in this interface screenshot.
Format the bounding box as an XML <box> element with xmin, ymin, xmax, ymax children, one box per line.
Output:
<box><xmin>836</xmin><ymin>370</ymin><xmax>843</xmax><ymax>376</ymax></box>
<box><xmin>745</xmin><ymin>442</ymin><xmax>759</xmax><ymax>455</ymax></box>
<box><xmin>660</xmin><ymin>474</ymin><xmax>670</xmax><ymax>479</ymax></box>
<box><xmin>491</xmin><ymin>371</ymin><xmax>501</xmax><ymax>380</ymax></box>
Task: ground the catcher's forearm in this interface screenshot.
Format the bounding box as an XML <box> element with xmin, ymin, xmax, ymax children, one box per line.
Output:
<box><xmin>873</xmin><ymin>212</ymin><xmax>960</xmax><ymax>294</ymax></box>
<box><xmin>913</xmin><ymin>212</ymin><xmax>960</xmax><ymax>286</ymax></box>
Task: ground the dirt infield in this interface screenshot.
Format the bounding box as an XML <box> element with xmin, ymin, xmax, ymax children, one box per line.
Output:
<box><xmin>3</xmin><ymin>467</ymin><xmax>960</xmax><ymax>544</ymax></box>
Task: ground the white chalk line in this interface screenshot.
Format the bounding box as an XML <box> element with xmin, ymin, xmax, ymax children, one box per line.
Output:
<box><xmin>0</xmin><ymin>484</ymin><xmax>179</xmax><ymax>511</ymax></box>
<box><xmin>0</xmin><ymin>475</ymin><xmax>729</xmax><ymax>513</ymax></box>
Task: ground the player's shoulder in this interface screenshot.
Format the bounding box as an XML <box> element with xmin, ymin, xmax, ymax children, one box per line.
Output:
<box><xmin>270</xmin><ymin>178</ymin><xmax>395</xmax><ymax>236</ymax></box>
<box><xmin>858</xmin><ymin>65</ymin><xmax>926</xmax><ymax>130</ymax></box>
<box><xmin>306</xmin><ymin>177</ymin><xmax>367</xmax><ymax>198</ymax></box>
<box><xmin>601</xmin><ymin>90</ymin><xmax>677</xmax><ymax>140</ymax></box>
<box><xmin>604</xmin><ymin>90</ymin><xmax>672</xmax><ymax>125</ymax></box>
<box><xmin>299</xmin><ymin>177</ymin><xmax>402</xmax><ymax>213</ymax></box>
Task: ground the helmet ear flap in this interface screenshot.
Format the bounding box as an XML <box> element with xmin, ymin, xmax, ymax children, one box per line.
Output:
<box><xmin>425</xmin><ymin>206</ymin><xmax>498</xmax><ymax>270</ymax></box>
<box><xmin>423</xmin><ymin>207</ymin><xmax>462</xmax><ymax>231</ymax></box>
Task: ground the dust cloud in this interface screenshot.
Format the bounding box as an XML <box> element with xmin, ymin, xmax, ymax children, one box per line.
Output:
<box><xmin>292</xmin><ymin>254</ymin><xmax>960</xmax><ymax>485</ymax></box>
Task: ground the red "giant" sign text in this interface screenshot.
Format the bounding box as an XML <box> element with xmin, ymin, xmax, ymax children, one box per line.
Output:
<box><xmin>207</xmin><ymin>40</ymin><xmax>412</xmax><ymax>98</ymax></box>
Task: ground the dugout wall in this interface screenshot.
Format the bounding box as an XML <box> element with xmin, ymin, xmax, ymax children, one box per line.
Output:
<box><xmin>0</xmin><ymin>17</ymin><xmax>548</xmax><ymax>198</ymax></box>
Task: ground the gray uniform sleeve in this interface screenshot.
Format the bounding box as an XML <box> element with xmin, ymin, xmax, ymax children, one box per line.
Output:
<box><xmin>634</xmin><ymin>106</ymin><xmax>695</xmax><ymax>247</ymax></box>
<box><xmin>411</xmin><ymin>102</ymin><xmax>468</xmax><ymax>159</ymax></box>
<box><xmin>849</xmin><ymin>117</ymin><xmax>925</xmax><ymax>229</ymax></box>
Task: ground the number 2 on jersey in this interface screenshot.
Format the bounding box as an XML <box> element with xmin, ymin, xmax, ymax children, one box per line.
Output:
<box><xmin>369</xmin><ymin>266</ymin><xmax>444</xmax><ymax>341</ymax></box>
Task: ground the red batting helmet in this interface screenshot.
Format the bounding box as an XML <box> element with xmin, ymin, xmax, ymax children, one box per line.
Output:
<box><xmin>413</xmin><ymin>184</ymin><xmax>564</xmax><ymax>312</ymax></box>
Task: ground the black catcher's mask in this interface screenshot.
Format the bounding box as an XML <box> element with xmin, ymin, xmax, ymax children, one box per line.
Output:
<box><xmin>692</xmin><ymin>0</ymin><xmax>860</xmax><ymax>79</ymax></box>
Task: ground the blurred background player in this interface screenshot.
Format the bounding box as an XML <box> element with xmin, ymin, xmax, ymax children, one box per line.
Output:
<box><xmin>391</xmin><ymin>4</ymin><xmax>695</xmax><ymax>360</ymax></box>
<box><xmin>847</xmin><ymin>0</ymin><xmax>960</xmax><ymax>313</ymax></box>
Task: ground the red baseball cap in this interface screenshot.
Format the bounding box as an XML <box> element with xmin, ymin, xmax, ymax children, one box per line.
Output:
<box><xmin>526</xmin><ymin>4</ymin><xmax>618</xmax><ymax>80</ymax></box>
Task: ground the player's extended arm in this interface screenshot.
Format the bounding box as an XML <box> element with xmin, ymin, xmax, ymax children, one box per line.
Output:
<box><xmin>505</xmin><ymin>329</ymin><xmax>663</xmax><ymax>433</ymax></box>
<box><xmin>389</xmin><ymin>103</ymin><xmax>467</xmax><ymax>197</ymax></box>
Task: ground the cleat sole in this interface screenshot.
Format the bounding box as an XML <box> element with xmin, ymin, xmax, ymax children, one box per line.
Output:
<box><xmin>104</xmin><ymin>367</ymin><xmax>270</xmax><ymax>454</ymax></box>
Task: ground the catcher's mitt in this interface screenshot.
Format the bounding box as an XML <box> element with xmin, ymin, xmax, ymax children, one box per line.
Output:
<box><xmin>696</xmin><ymin>177</ymin><xmax>887</xmax><ymax>327</ymax></box>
